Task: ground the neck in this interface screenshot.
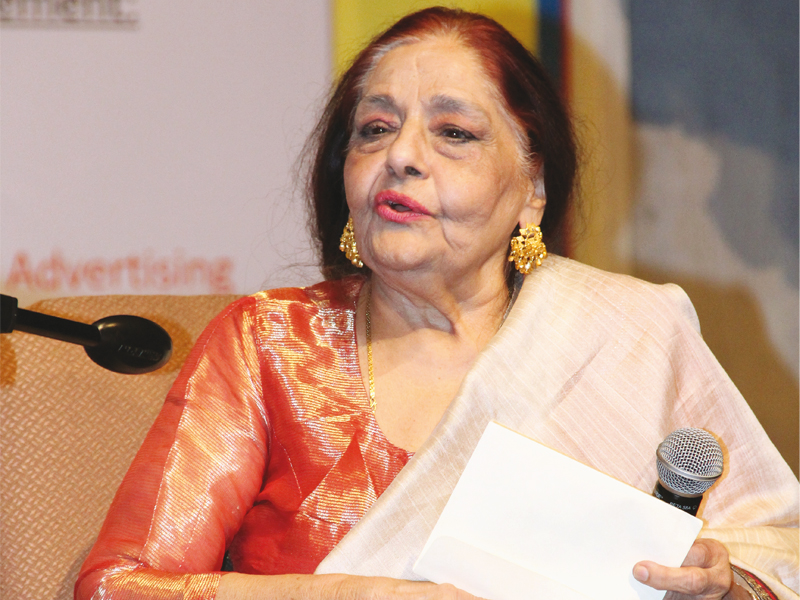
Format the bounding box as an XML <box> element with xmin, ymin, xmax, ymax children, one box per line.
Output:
<box><xmin>365</xmin><ymin>263</ymin><xmax>511</xmax><ymax>347</ymax></box>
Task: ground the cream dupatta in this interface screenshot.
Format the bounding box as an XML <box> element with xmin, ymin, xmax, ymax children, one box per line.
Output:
<box><xmin>315</xmin><ymin>256</ymin><xmax>799</xmax><ymax>599</ymax></box>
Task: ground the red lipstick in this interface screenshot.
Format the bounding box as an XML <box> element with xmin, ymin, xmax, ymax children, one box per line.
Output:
<box><xmin>374</xmin><ymin>190</ymin><xmax>431</xmax><ymax>223</ymax></box>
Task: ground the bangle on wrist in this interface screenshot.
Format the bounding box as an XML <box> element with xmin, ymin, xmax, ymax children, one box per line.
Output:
<box><xmin>730</xmin><ymin>565</ymin><xmax>778</xmax><ymax>600</ymax></box>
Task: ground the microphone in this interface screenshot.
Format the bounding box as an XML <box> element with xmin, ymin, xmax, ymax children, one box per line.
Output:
<box><xmin>653</xmin><ymin>428</ymin><xmax>724</xmax><ymax>516</ymax></box>
<box><xmin>0</xmin><ymin>294</ymin><xmax>172</xmax><ymax>374</ymax></box>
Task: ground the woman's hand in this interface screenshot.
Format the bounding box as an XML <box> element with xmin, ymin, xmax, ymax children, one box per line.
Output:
<box><xmin>218</xmin><ymin>573</ymin><xmax>486</xmax><ymax>600</ymax></box>
<box><xmin>633</xmin><ymin>538</ymin><xmax>745</xmax><ymax>600</ymax></box>
<box><xmin>333</xmin><ymin>576</ymin><xmax>486</xmax><ymax>600</ymax></box>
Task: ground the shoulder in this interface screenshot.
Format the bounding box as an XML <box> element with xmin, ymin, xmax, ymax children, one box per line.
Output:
<box><xmin>531</xmin><ymin>255</ymin><xmax>701</xmax><ymax>335</ymax></box>
<box><xmin>254</xmin><ymin>275</ymin><xmax>365</xmax><ymax>309</ymax></box>
<box><xmin>211</xmin><ymin>275</ymin><xmax>365</xmax><ymax>325</ymax></box>
<box><xmin>178</xmin><ymin>276</ymin><xmax>365</xmax><ymax>381</ymax></box>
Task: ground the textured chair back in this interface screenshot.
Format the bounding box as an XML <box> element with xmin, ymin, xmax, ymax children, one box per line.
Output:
<box><xmin>0</xmin><ymin>294</ymin><xmax>240</xmax><ymax>600</ymax></box>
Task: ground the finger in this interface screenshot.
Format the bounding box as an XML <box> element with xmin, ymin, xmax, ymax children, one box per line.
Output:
<box><xmin>633</xmin><ymin>561</ymin><xmax>707</xmax><ymax>594</ymax></box>
<box><xmin>681</xmin><ymin>539</ymin><xmax>729</xmax><ymax>569</ymax></box>
<box><xmin>377</xmin><ymin>579</ymin><xmax>488</xmax><ymax>600</ymax></box>
<box><xmin>633</xmin><ymin>538</ymin><xmax>732</xmax><ymax>595</ymax></box>
<box><xmin>633</xmin><ymin>560</ymin><xmax>731</xmax><ymax>598</ymax></box>
<box><xmin>436</xmin><ymin>582</ymin><xmax>489</xmax><ymax>600</ymax></box>
<box><xmin>680</xmin><ymin>539</ymin><xmax>710</xmax><ymax>568</ymax></box>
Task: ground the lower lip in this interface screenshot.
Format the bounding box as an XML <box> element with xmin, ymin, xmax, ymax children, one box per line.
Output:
<box><xmin>375</xmin><ymin>202</ymin><xmax>430</xmax><ymax>223</ymax></box>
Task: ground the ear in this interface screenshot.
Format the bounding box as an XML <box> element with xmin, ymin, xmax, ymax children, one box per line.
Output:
<box><xmin>517</xmin><ymin>169</ymin><xmax>546</xmax><ymax>228</ymax></box>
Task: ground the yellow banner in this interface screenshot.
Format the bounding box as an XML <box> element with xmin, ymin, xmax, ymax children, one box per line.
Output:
<box><xmin>332</xmin><ymin>0</ymin><xmax>538</xmax><ymax>75</ymax></box>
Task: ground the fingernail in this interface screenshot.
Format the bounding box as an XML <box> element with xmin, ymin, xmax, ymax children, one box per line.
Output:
<box><xmin>633</xmin><ymin>565</ymin><xmax>649</xmax><ymax>582</ymax></box>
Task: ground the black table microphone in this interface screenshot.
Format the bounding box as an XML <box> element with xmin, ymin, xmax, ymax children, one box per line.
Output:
<box><xmin>0</xmin><ymin>294</ymin><xmax>172</xmax><ymax>374</ymax></box>
<box><xmin>654</xmin><ymin>428</ymin><xmax>724</xmax><ymax>516</ymax></box>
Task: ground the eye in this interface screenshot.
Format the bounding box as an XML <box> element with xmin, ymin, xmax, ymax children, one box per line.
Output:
<box><xmin>358</xmin><ymin>121</ymin><xmax>393</xmax><ymax>139</ymax></box>
<box><xmin>440</xmin><ymin>126</ymin><xmax>476</xmax><ymax>142</ymax></box>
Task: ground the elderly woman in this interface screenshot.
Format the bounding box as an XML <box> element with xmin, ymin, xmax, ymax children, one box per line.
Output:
<box><xmin>76</xmin><ymin>8</ymin><xmax>798</xmax><ymax>600</ymax></box>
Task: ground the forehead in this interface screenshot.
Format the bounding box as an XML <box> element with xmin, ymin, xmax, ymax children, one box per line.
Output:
<box><xmin>360</xmin><ymin>37</ymin><xmax>501</xmax><ymax>108</ymax></box>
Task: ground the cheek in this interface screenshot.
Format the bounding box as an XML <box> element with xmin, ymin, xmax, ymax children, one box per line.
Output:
<box><xmin>442</xmin><ymin>162</ymin><xmax>516</xmax><ymax>219</ymax></box>
<box><xmin>343</xmin><ymin>154</ymin><xmax>363</xmax><ymax>209</ymax></box>
<box><xmin>444</xmin><ymin>175</ymin><xmax>529</xmax><ymax>237</ymax></box>
<box><xmin>343</xmin><ymin>153</ymin><xmax>377</xmax><ymax>210</ymax></box>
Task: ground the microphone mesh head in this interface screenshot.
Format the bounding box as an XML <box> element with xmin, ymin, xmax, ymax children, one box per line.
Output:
<box><xmin>656</xmin><ymin>428</ymin><xmax>724</xmax><ymax>496</ymax></box>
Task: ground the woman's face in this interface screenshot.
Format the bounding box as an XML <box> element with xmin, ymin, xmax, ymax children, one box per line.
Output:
<box><xmin>343</xmin><ymin>37</ymin><xmax>544</xmax><ymax>283</ymax></box>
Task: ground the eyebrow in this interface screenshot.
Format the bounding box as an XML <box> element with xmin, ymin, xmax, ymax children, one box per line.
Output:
<box><xmin>356</xmin><ymin>93</ymin><xmax>491</xmax><ymax>122</ymax></box>
<box><xmin>357</xmin><ymin>94</ymin><xmax>398</xmax><ymax>113</ymax></box>
<box><xmin>428</xmin><ymin>94</ymin><xmax>491</xmax><ymax>122</ymax></box>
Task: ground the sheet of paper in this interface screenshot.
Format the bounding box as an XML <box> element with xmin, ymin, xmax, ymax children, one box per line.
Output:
<box><xmin>413</xmin><ymin>422</ymin><xmax>703</xmax><ymax>600</ymax></box>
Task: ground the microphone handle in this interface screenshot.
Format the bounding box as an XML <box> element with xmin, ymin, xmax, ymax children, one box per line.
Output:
<box><xmin>1</xmin><ymin>294</ymin><xmax>101</xmax><ymax>346</ymax></box>
<box><xmin>653</xmin><ymin>480</ymin><xmax>702</xmax><ymax>516</ymax></box>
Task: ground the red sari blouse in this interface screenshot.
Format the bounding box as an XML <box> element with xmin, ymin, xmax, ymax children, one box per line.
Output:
<box><xmin>76</xmin><ymin>277</ymin><xmax>412</xmax><ymax>599</ymax></box>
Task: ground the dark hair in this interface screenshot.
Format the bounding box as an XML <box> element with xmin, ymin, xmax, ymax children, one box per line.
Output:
<box><xmin>306</xmin><ymin>6</ymin><xmax>577</xmax><ymax>280</ymax></box>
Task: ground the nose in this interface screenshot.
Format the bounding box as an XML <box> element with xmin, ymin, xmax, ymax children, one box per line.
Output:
<box><xmin>385</xmin><ymin>121</ymin><xmax>428</xmax><ymax>180</ymax></box>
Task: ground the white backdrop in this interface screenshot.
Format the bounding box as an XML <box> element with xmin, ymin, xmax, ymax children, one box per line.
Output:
<box><xmin>1</xmin><ymin>0</ymin><xmax>331</xmax><ymax>306</ymax></box>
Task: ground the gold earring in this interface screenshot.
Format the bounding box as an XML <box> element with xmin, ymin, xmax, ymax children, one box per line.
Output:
<box><xmin>508</xmin><ymin>224</ymin><xmax>547</xmax><ymax>274</ymax></box>
<box><xmin>339</xmin><ymin>216</ymin><xmax>363</xmax><ymax>268</ymax></box>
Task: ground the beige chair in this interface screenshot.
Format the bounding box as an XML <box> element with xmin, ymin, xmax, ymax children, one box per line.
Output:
<box><xmin>0</xmin><ymin>294</ymin><xmax>240</xmax><ymax>600</ymax></box>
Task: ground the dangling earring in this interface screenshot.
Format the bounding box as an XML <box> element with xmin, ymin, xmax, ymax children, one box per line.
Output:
<box><xmin>339</xmin><ymin>215</ymin><xmax>363</xmax><ymax>268</ymax></box>
<box><xmin>508</xmin><ymin>223</ymin><xmax>547</xmax><ymax>274</ymax></box>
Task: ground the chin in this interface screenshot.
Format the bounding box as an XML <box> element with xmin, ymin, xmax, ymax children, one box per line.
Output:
<box><xmin>365</xmin><ymin>231</ymin><xmax>435</xmax><ymax>272</ymax></box>
<box><xmin>370</xmin><ymin>255</ymin><xmax>429</xmax><ymax>274</ymax></box>
<box><xmin>366</xmin><ymin>246</ymin><xmax>432</xmax><ymax>274</ymax></box>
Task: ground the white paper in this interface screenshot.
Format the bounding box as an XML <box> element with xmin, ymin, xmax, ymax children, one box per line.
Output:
<box><xmin>413</xmin><ymin>422</ymin><xmax>703</xmax><ymax>600</ymax></box>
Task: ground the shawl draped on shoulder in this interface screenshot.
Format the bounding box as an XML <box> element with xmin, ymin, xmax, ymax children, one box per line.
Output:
<box><xmin>316</xmin><ymin>256</ymin><xmax>799</xmax><ymax>599</ymax></box>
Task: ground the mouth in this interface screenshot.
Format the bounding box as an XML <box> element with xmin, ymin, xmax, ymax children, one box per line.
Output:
<box><xmin>374</xmin><ymin>190</ymin><xmax>431</xmax><ymax>217</ymax></box>
<box><xmin>388</xmin><ymin>201</ymin><xmax>411</xmax><ymax>212</ymax></box>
